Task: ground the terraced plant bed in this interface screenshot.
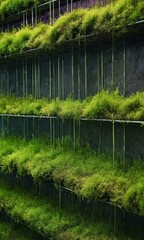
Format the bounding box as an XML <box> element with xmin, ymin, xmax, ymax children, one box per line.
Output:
<box><xmin>0</xmin><ymin>90</ymin><xmax>144</xmax><ymax>120</ymax></box>
<box><xmin>0</xmin><ymin>136</ymin><xmax>144</xmax><ymax>215</ymax></box>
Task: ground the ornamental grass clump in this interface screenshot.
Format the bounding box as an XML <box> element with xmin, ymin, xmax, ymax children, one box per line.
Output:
<box><xmin>48</xmin><ymin>8</ymin><xmax>87</xmax><ymax>45</ymax></box>
<box><xmin>82</xmin><ymin>90</ymin><xmax>123</xmax><ymax>119</ymax></box>
<box><xmin>40</xmin><ymin>98</ymin><xmax>61</xmax><ymax>116</ymax></box>
<box><xmin>119</xmin><ymin>92</ymin><xmax>144</xmax><ymax>120</ymax></box>
<box><xmin>59</xmin><ymin>98</ymin><xmax>88</xmax><ymax>119</ymax></box>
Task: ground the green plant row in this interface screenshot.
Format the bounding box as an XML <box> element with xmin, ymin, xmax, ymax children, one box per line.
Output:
<box><xmin>0</xmin><ymin>0</ymin><xmax>39</xmax><ymax>19</ymax></box>
<box><xmin>0</xmin><ymin>90</ymin><xmax>144</xmax><ymax>120</ymax></box>
<box><xmin>0</xmin><ymin>178</ymin><xmax>117</xmax><ymax>240</ymax></box>
<box><xmin>0</xmin><ymin>0</ymin><xmax>144</xmax><ymax>55</ymax></box>
<box><xmin>0</xmin><ymin>0</ymin><xmax>110</xmax><ymax>20</ymax></box>
<box><xmin>0</xmin><ymin>212</ymin><xmax>44</xmax><ymax>240</ymax></box>
<box><xmin>0</xmin><ymin>137</ymin><xmax>144</xmax><ymax>216</ymax></box>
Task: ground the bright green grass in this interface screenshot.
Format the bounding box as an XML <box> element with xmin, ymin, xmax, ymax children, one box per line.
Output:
<box><xmin>0</xmin><ymin>90</ymin><xmax>144</xmax><ymax>120</ymax></box>
<box><xmin>0</xmin><ymin>0</ymin><xmax>144</xmax><ymax>55</ymax></box>
<box><xmin>0</xmin><ymin>137</ymin><xmax>144</xmax><ymax>216</ymax></box>
<box><xmin>0</xmin><ymin>178</ymin><xmax>118</xmax><ymax>240</ymax></box>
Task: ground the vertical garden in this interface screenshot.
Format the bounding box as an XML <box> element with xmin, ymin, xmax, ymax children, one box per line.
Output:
<box><xmin>0</xmin><ymin>0</ymin><xmax>144</xmax><ymax>239</ymax></box>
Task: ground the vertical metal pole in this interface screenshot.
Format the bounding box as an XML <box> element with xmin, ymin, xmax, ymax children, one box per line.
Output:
<box><xmin>33</xmin><ymin>117</ymin><xmax>35</xmax><ymax>138</ymax></box>
<box><xmin>34</xmin><ymin>54</ymin><xmax>37</xmax><ymax>98</ymax></box>
<box><xmin>6</xmin><ymin>60</ymin><xmax>9</xmax><ymax>95</ymax></box>
<box><xmin>23</xmin><ymin>12</ymin><xmax>25</xmax><ymax>26</ymax></box>
<box><xmin>1</xmin><ymin>116</ymin><xmax>4</xmax><ymax>137</ymax></box>
<box><xmin>112</xmin><ymin>121</ymin><xmax>115</xmax><ymax>166</ymax></box>
<box><xmin>72</xmin><ymin>44</ymin><xmax>74</xmax><ymax>96</ymax></box>
<box><xmin>16</xmin><ymin>60</ymin><xmax>18</xmax><ymax>97</ymax></box>
<box><xmin>37</xmin><ymin>55</ymin><xmax>40</xmax><ymax>99</ymax></box>
<box><xmin>26</xmin><ymin>10</ymin><xmax>28</xmax><ymax>25</ymax></box>
<box><xmin>62</xmin><ymin>118</ymin><xmax>64</xmax><ymax>146</ymax></box>
<box><xmin>49</xmin><ymin>2</ymin><xmax>52</xmax><ymax>25</ymax></box>
<box><xmin>73</xmin><ymin>119</ymin><xmax>76</xmax><ymax>151</ymax></box>
<box><xmin>58</xmin><ymin>0</ymin><xmax>61</xmax><ymax>17</ymax></box>
<box><xmin>114</xmin><ymin>205</ymin><xmax>117</xmax><ymax>238</ymax></box>
<box><xmin>62</xmin><ymin>52</ymin><xmax>64</xmax><ymax>99</ymax></box>
<box><xmin>59</xmin><ymin>184</ymin><xmax>62</xmax><ymax>210</ymax></box>
<box><xmin>52</xmin><ymin>1</ymin><xmax>55</xmax><ymax>24</ymax></box>
<box><xmin>71</xmin><ymin>0</ymin><xmax>73</xmax><ymax>12</ymax></box>
<box><xmin>84</xmin><ymin>37</ymin><xmax>87</xmax><ymax>98</ymax></box>
<box><xmin>66</xmin><ymin>0</ymin><xmax>69</xmax><ymax>12</ymax></box>
<box><xmin>101</xmin><ymin>45</ymin><xmax>104</xmax><ymax>89</ymax></box>
<box><xmin>23</xmin><ymin>59</ymin><xmax>25</xmax><ymax>98</ymax></box>
<box><xmin>123</xmin><ymin>123</ymin><xmax>126</xmax><ymax>170</ymax></box>
<box><xmin>53</xmin><ymin>119</ymin><xmax>55</xmax><ymax>146</ymax></box>
<box><xmin>58</xmin><ymin>54</ymin><xmax>60</xmax><ymax>97</ymax></box>
<box><xmin>49</xmin><ymin>57</ymin><xmax>52</xmax><ymax>99</ymax></box>
<box><xmin>123</xmin><ymin>38</ymin><xmax>126</xmax><ymax>96</ymax></box>
<box><xmin>53</xmin><ymin>55</ymin><xmax>55</xmax><ymax>99</ymax></box>
<box><xmin>25</xmin><ymin>56</ymin><xmax>28</xmax><ymax>98</ymax></box>
<box><xmin>78</xmin><ymin>39</ymin><xmax>80</xmax><ymax>99</ymax></box>
<box><xmin>112</xmin><ymin>37</ymin><xmax>114</xmax><ymax>90</ymax></box>
<box><xmin>35</xmin><ymin>5</ymin><xmax>38</xmax><ymax>25</ymax></box>
<box><xmin>31</xmin><ymin>8</ymin><xmax>34</xmax><ymax>25</ymax></box>
<box><xmin>98</xmin><ymin>45</ymin><xmax>100</xmax><ymax>92</ymax></box>
<box><xmin>32</xmin><ymin>58</ymin><xmax>34</xmax><ymax>97</ymax></box>
<box><xmin>50</xmin><ymin>118</ymin><xmax>52</xmax><ymax>144</ymax></box>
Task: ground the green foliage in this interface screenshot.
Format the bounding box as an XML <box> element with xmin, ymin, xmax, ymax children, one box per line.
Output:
<box><xmin>0</xmin><ymin>179</ymin><xmax>117</xmax><ymax>240</ymax></box>
<box><xmin>0</xmin><ymin>213</ymin><xmax>43</xmax><ymax>240</ymax></box>
<box><xmin>0</xmin><ymin>0</ymin><xmax>39</xmax><ymax>19</ymax></box>
<box><xmin>0</xmin><ymin>137</ymin><xmax>144</xmax><ymax>216</ymax></box>
<box><xmin>0</xmin><ymin>0</ymin><xmax>144</xmax><ymax>55</ymax></box>
<box><xmin>1</xmin><ymin>90</ymin><xmax>144</xmax><ymax>120</ymax></box>
<box><xmin>82</xmin><ymin>90</ymin><xmax>123</xmax><ymax>119</ymax></box>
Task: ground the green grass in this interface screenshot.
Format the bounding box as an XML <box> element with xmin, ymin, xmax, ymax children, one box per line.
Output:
<box><xmin>0</xmin><ymin>136</ymin><xmax>144</xmax><ymax>216</ymax></box>
<box><xmin>0</xmin><ymin>0</ymin><xmax>144</xmax><ymax>55</ymax></box>
<box><xmin>0</xmin><ymin>90</ymin><xmax>144</xmax><ymax>120</ymax></box>
<box><xmin>0</xmin><ymin>212</ymin><xmax>45</xmax><ymax>240</ymax></box>
<box><xmin>0</xmin><ymin>178</ymin><xmax>119</xmax><ymax>240</ymax></box>
<box><xmin>0</xmin><ymin>0</ymin><xmax>39</xmax><ymax>19</ymax></box>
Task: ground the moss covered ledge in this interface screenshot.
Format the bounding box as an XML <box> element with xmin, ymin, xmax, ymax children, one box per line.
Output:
<box><xmin>0</xmin><ymin>0</ymin><xmax>144</xmax><ymax>56</ymax></box>
<box><xmin>0</xmin><ymin>137</ymin><xmax>144</xmax><ymax>216</ymax></box>
<box><xmin>0</xmin><ymin>90</ymin><xmax>144</xmax><ymax>121</ymax></box>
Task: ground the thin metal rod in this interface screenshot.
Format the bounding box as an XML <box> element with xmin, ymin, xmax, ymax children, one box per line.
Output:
<box><xmin>123</xmin><ymin>38</ymin><xmax>126</xmax><ymax>96</ymax></box>
<box><xmin>84</xmin><ymin>37</ymin><xmax>87</xmax><ymax>98</ymax></box>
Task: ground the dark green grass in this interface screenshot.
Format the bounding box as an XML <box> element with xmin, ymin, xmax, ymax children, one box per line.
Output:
<box><xmin>0</xmin><ymin>212</ymin><xmax>45</xmax><ymax>240</ymax></box>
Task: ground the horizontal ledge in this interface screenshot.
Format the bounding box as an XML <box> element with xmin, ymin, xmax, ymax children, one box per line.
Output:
<box><xmin>0</xmin><ymin>114</ymin><xmax>143</xmax><ymax>124</ymax></box>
